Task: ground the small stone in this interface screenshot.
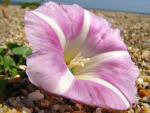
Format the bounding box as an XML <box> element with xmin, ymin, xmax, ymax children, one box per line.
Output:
<box><xmin>7</xmin><ymin>108</ymin><xmax>20</xmax><ymax>113</ymax></box>
<box><xmin>38</xmin><ymin>110</ymin><xmax>44</xmax><ymax>113</ymax></box>
<box><xmin>28</xmin><ymin>90</ymin><xmax>44</xmax><ymax>101</ymax></box>
<box><xmin>142</xmin><ymin>76</ymin><xmax>150</xmax><ymax>83</ymax></box>
<box><xmin>134</xmin><ymin>105</ymin><xmax>141</xmax><ymax>113</ymax></box>
<box><xmin>22</xmin><ymin>99</ymin><xmax>34</xmax><ymax>108</ymax></box>
<box><xmin>16</xmin><ymin>97</ymin><xmax>21</xmax><ymax>102</ymax></box>
<box><xmin>141</xmin><ymin>97</ymin><xmax>148</xmax><ymax>103</ymax></box>
<box><xmin>7</xmin><ymin>98</ymin><xmax>18</xmax><ymax>107</ymax></box>
<box><xmin>75</xmin><ymin>104</ymin><xmax>84</xmax><ymax>110</ymax></box>
<box><xmin>141</xmin><ymin>103</ymin><xmax>150</xmax><ymax>108</ymax></box>
<box><xmin>19</xmin><ymin>65</ymin><xmax>26</xmax><ymax>70</ymax></box>
<box><xmin>140</xmin><ymin>107</ymin><xmax>150</xmax><ymax>113</ymax></box>
<box><xmin>0</xmin><ymin>104</ymin><xmax>2</xmax><ymax>108</ymax></box>
<box><xmin>143</xmin><ymin>82</ymin><xmax>149</xmax><ymax>88</ymax></box>
<box><xmin>127</xmin><ymin>108</ymin><xmax>134</xmax><ymax>113</ymax></box>
<box><xmin>22</xmin><ymin>107</ymin><xmax>32</xmax><ymax>113</ymax></box>
<box><xmin>96</xmin><ymin>108</ymin><xmax>102</xmax><ymax>113</ymax></box>
<box><xmin>34</xmin><ymin>106</ymin><xmax>40</xmax><ymax>112</ymax></box>
<box><xmin>53</xmin><ymin>104</ymin><xmax>61</xmax><ymax>111</ymax></box>
<box><xmin>139</xmin><ymin>89</ymin><xmax>150</xmax><ymax>97</ymax></box>
<box><xmin>40</xmin><ymin>99</ymin><xmax>50</xmax><ymax>108</ymax></box>
<box><xmin>136</xmin><ymin>78</ymin><xmax>144</xmax><ymax>85</ymax></box>
<box><xmin>21</xmin><ymin>89</ymin><xmax>28</xmax><ymax>96</ymax></box>
<box><xmin>63</xmin><ymin>105</ymin><xmax>73</xmax><ymax>112</ymax></box>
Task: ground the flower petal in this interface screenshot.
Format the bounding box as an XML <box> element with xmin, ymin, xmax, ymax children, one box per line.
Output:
<box><xmin>73</xmin><ymin>51</ymin><xmax>139</xmax><ymax>109</ymax></box>
<box><xmin>26</xmin><ymin>51</ymin><xmax>75</xmax><ymax>93</ymax></box>
<box><xmin>64</xmin><ymin>10</ymin><xmax>91</xmax><ymax>62</ymax></box>
<box><xmin>64</xmin><ymin>77</ymin><xmax>130</xmax><ymax>110</ymax></box>
<box><xmin>93</xmin><ymin>56</ymin><xmax>139</xmax><ymax>104</ymax></box>
<box><xmin>25</xmin><ymin>11</ymin><xmax>63</xmax><ymax>52</ymax></box>
<box><xmin>81</xmin><ymin>14</ymin><xmax>127</xmax><ymax>57</ymax></box>
<box><xmin>75</xmin><ymin>51</ymin><xmax>130</xmax><ymax>74</ymax></box>
<box><xmin>31</xmin><ymin>11</ymin><xmax>66</xmax><ymax>49</ymax></box>
<box><xmin>35</xmin><ymin>2</ymin><xmax>84</xmax><ymax>41</ymax></box>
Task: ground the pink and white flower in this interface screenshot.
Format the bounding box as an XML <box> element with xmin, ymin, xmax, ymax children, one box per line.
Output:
<box><xmin>25</xmin><ymin>2</ymin><xmax>139</xmax><ymax>110</ymax></box>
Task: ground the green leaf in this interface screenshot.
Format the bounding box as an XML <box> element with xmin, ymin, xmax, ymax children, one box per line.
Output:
<box><xmin>0</xmin><ymin>55</ymin><xmax>4</xmax><ymax>65</ymax></box>
<box><xmin>11</xmin><ymin>68</ymin><xmax>18</xmax><ymax>76</ymax></box>
<box><xmin>0</xmin><ymin>48</ymin><xmax>7</xmax><ymax>55</ymax></box>
<box><xmin>12</xmin><ymin>46</ymin><xmax>32</xmax><ymax>58</ymax></box>
<box><xmin>4</xmin><ymin>56</ymin><xmax>16</xmax><ymax>69</ymax></box>
<box><xmin>6</xmin><ymin>43</ymin><xmax>20</xmax><ymax>49</ymax></box>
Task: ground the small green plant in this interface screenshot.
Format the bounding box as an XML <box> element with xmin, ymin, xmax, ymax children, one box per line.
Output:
<box><xmin>0</xmin><ymin>43</ymin><xmax>32</xmax><ymax>96</ymax></box>
<box><xmin>21</xmin><ymin>2</ymin><xmax>40</xmax><ymax>9</ymax></box>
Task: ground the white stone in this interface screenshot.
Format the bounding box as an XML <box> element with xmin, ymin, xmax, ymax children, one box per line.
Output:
<box><xmin>22</xmin><ymin>107</ymin><xmax>32</xmax><ymax>113</ymax></box>
<box><xmin>136</xmin><ymin>78</ymin><xmax>144</xmax><ymax>84</ymax></box>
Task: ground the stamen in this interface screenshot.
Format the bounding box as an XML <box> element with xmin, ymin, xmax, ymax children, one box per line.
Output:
<box><xmin>68</xmin><ymin>53</ymin><xmax>90</xmax><ymax>69</ymax></box>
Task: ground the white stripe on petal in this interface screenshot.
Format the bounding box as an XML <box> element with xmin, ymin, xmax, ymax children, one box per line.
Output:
<box><xmin>52</xmin><ymin>69</ymin><xmax>75</xmax><ymax>94</ymax></box>
<box><xmin>76</xmin><ymin>74</ymin><xmax>130</xmax><ymax>108</ymax></box>
<box><xmin>32</xmin><ymin>11</ymin><xmax>66</xmax><ymax>50</ymax></box>
<box><xmin>79</xmin><ymin>10</ymin><xmax>91</xmax><ymax>42</ymax></box>
<box><xmin>64</xmin><ymin>10</ymin><xmax>91</xmax><ymax>62</ymax></box>
<box><xmin>77</xmin><ymin>51</ymin><xmax>129</xmax><ymax>74</ymax></box>
<box><xmin>91</xmin><ymin>51</ymin><xmax>129</xmax><ymax>64</ymax></box>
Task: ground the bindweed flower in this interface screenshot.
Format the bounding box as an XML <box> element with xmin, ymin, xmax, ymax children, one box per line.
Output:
<box><xmin>25</xmin><ymin>2</ymin><xmax>139</xmax><ymax>110</ymax></box>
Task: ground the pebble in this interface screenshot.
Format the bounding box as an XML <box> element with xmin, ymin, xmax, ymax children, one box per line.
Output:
<box><xmin>141</xmin><ymin>97</ymin><xmax>149</xmax><ymax>103</ymax></box>
<box><xmin>96</xmin><ymin>108</ymin><xmax>102</xmax><ymax>113</ymax></box>
<box><xmin>0</xmin><ymin>104</ymin><xmax>21</xmax><ymax>113</ymax></box>
<box><xmin>141</xmin><ymin>103</ymin><xmax>150</xmax><ymax>108</ymax></box>
<box><xmin>7</xmin><ymin>108</ymin><xmax>20</xmax><ymax>113</ymax></box>
<box><xmin>143</xmin><ymin>82</ymin><xmax>149</xmax><ymax>89</ymax></box>
<box><xmin>136</xmin><ymin>77</ymin><xmax>144</xmax><ymax>85</ymax></box>
<box><xmin>127</xmin><ymin>108</ymin><xmax>134</xmax><ymax>113</ymax></box>
<box><xmin>22</xmin><ymin>107</ymin><xmax>32</xmax><ymax>113</ymax></box>
<box><xmin>21</xmin><ymin>89</ymin><xmax>28</xmax><ymax>96</ymax></box>
<box><xmin>53</xmin><ymin>104</ymin><xmax>62</xmax><ymax>111</ymax></box>
<box><xmin>7</xmin><ymin>98</ymin><xmax>18</xmax><ymax>107</ymax></box>
<box><xmin>40</xmin><ymin>99</ymin><xmax>50</xmax><ymax>108</ymax></box>
<box><xmin>142</xmin><ymin>76</ymin><xmax>150</xmax><ymax>83</ymax></box>
<box><xmin>33</xmin><ymin>106</ymin><xmax>40</xmax><ymax>112</ymax></box>
<box><xmin>139</xmin><ymin>89</ymin><xmax>150</xmax><ymax>97</ymax></box>
<box><xmin>28</xmin><ymin>90</ymin><xmax>44</xmax><ymax>101</ymax></box>
<box><xmin>38</xmin><ymin>110</ymin><xmax>44</xmax><ymax>113</ymax></box>
<box><xmin>76</xmin><ymin>104</ymin><xmax>84</xmax><ymax>110</ymax></box>
<box><xmin>63</xmin><ymin>105</ymin><xmax>74</xmax><ymax>112</ymax></box>
<box><xmin>140</xmin><ymin>107</ymin><xmax>150</xmax><ymax>113</ymax></box>
<box><xmin>18</xmin><ymin>65</ymin><xmax>26</xmax><ymax>70</ymax></box>
<box><xmin>134</xmin><ymin>105</ymin><xmax>141</xmax><ymax>113</ymax></box>
<box><xmin>22</xmin><ymin>99</ymin><xmax>34</xmax><ymax>108</ymax></box>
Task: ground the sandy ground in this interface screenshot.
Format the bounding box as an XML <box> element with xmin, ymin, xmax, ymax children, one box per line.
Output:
<box><xmin>0</xmin><ymin>5</ymin><xmax>150</xmax><ymax>113</ymax></box>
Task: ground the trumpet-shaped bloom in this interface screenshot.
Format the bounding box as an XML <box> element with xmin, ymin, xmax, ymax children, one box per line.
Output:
<box><xmin>25</xmin><ymin>2</ymin><xmax>139</xmax><ymax>110</ymax></box>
